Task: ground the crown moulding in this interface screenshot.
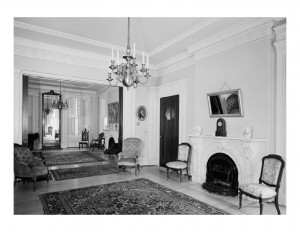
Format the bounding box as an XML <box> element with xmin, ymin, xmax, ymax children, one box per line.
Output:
<box><xmin>14</xmin><ymin>18</ymin><xmax>285</xmax><ymax>78</ymax></box>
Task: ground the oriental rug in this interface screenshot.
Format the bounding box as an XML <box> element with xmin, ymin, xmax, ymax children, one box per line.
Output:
<box><xmin>42</xmin><ymin>151</ymin><xmax>105</xmax><ymax>166</ymax></box>
<box><xmin>50</xmin><ymin>164</ymin><xmax>118</xmax><ymax>181</ymax></box>
<box><xmin>39</xmin><ymin>178</ymin><xmax>230</xmax><ymax>215</ymax></box>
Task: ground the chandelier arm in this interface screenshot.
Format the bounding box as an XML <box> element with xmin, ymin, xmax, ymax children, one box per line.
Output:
<box><xmin>107</xmin><ymin>17</ymin><xmax>150</xmax><ymax>89</ymax></box>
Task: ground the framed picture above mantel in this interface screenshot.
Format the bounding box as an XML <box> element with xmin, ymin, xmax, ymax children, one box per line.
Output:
<box><xmin>108</xmin><ymin>102</ymin><xmax>119</xmax><ymax>123</ymax></box>
<box><xmin>207</xmin><ymin>89</ymin><xmax>244</xmax><ymax>117</ymax></box>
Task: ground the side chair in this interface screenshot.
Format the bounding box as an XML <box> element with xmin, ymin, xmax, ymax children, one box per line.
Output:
<box><xmin>239</xmin><ymin>154</ymin><xmax>285</xmax><ymax>215</ymax></box>
<box><xmin>166</xmin><ymin>142</ymin><xmax>192</xmax><ymax>182</ymax></box>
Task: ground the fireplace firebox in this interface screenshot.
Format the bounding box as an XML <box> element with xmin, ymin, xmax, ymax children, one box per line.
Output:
<box><xmin>202</xmin><ymin>153</ymin><xmax>238</xmax><ymax>196</ymax></box>
<box><xmin>104</xmin><ymin>137</ymin><xmax>121</xmax><ymax>155</ymax></box>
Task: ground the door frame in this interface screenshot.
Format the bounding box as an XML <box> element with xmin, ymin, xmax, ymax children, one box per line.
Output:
<box><xmin>154</xmin><ymin>79</ymin><xmax>187</xmax><ymax>165</ymax></box>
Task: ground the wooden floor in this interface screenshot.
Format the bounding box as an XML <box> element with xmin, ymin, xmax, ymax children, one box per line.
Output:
<box><xmin>14</xmin><ymin>148</ymin><xmax>286</xmax><ymax>215</ymax></box>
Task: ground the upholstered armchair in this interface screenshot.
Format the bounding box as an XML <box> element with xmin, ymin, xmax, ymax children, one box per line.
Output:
<box><xmin>14</xmin><ymin>144</ymin><xmax>50</xmax><ymax>191</ymax></box>
<box><xmin>117</xmin><ymin>138</ymin><xmax>142</xmax><ymax>175</ymax></box>
<box><xmin>239</xmin><ymin>154</ymin><xmax>285</xmax><ymax>215</ymax></box>
<box><xmin>166</xmin><ymin>143</ymin><xmax>192</xmax><ymax>182</ymax></box>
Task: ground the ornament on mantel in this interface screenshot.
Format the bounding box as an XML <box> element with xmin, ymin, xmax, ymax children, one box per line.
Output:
<box><xmin>193</xmin><ymin>125</ymin><xmax>203</xmax><ymax>136</ymax></box>
<box><xmin>243</xmin><ymin>127</ymin><xmax>253</xmax><ymax>138</ymax></box>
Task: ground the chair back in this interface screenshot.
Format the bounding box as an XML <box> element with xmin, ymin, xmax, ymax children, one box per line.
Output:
<box><xmin>177</xmin><ymin>143</ymin><xmax>192</xmax><ymax>163</ymax></box>
<box><xmin>82</xmin><ymin>128</ymin><xmax>89</xmax><ymax>141</ymax></box>
<box><xmin>259</xmin><ymin>154</ymin><xmax>285</xmax><ymax>191</ymax></box>
<box><xmin>98</xmin><ymin>132</ymin><xmax>104</xmax><ymax>141</ymax></box>
<box><xmin>14</xmin><ymin>144</ymin><xmax>34</xmax><ymax>165</ymax></box>
<box><xmin>122</xmin><ymin>138</ymin><xmax>142</xmax><ymax>156</ymax></box>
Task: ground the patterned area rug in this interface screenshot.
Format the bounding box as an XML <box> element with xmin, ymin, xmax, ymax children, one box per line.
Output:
<box><xmin>50</xmin><ymin>164</ymin><xmax>118</xmax><ymax>181</ymax></box>
<box><xmin>39</xmin><ymin>178</ymin><xmax>230</xmax><ymax>215</ymax></box>
<box><xmin>42</xmin><ymin>151</ymin><xmax>105</xmax><ymax>166</ymax></box>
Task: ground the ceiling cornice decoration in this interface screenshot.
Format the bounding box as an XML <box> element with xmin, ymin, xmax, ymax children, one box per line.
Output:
<box><xmin>193</xmin><ymin>22</ymin><xmax>276</xmax><ymax>61</ymax></box>
<box><xmin>15</xmin><ymin>21</ymin><xmax>124</xmax><ymax>53</ymax></box>
<box><xmin>14</xmin><ymin>18</ymin><xmax>285</xmax><ymax>79</ymax></box>
<box><xmin>149</xmin><ymin>18</ymin><xmax>220</xmax><ymax>56</ymax></box>
<box><xmin>28</xmin><ymin>83</ymin><xmax>98</xmax><ymax>95</ymax></box>
<box><xmin>274</xmin><ymin>24</ymin><xmax>286</xmax><ymax>42</ymax></box>
<box><xmin>187</xmin><ymin>18</ymin><xmax>278</xmax><ymax>53</ymax></box>
<box><xmin>15</xmin><ymin>37</ymin><xmax>109</xmax><ymax>61</ymax></box>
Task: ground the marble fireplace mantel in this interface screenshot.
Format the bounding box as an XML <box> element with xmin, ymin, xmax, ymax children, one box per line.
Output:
<box><xmin>103</xmin><ymin>129</ymin><xmax>119</xmax><ymax>149</ymax></box>
<box><xmin>188</xmin><ymin>135</ymin><xmax>267</xmax><ymax>186</ymax></box>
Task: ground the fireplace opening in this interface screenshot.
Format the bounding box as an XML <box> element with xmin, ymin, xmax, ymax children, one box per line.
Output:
<box><xmin>202</xmin><ymin>153</ymin><xmax>238</xmax><ymax>196</ymax></box>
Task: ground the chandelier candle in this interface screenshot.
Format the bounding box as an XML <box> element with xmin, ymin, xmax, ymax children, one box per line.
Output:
<box><xmin>107</xmin><ymin>17</ymin><xmax>150</xmax><ymax>89</ymax></box>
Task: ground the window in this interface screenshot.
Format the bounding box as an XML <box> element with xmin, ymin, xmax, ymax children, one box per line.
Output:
<box><xmin>68</xmin><ymin>98</ymin><xmax>87</xmax><ymax>136</ymax></box>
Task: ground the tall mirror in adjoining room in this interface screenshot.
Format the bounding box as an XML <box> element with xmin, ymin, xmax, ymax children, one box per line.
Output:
<box><xmin>42</xmin><ymin>90</ymin><xmax>61</xmax><ymax>149</ymax></box>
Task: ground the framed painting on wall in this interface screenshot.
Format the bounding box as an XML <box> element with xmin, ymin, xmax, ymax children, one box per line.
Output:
<box><xmin>108</xmin><ymin>102</ymin><xmax>119</xmax><ymax>123</ymax></box>
<box><xmin>207</xmin><ymin>89</ymin><xmax>244</xmax><ymax>117</ymax></box>
<box><xmin>136</xmin><ymin>105</ymin><xmax>148</xmax><ymax>121</ymax></box>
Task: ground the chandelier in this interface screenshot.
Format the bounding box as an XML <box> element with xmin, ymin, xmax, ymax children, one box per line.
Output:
<box><xmin>107</xmin><ymin>17</ymin><xmax>150</xmax><ymax>89</ymax></box>
<box><xmin>52</xmin><ymin>82</ymin><xmax>69</xmax><ymax>110</ymax></box>
<box><xmin>44</xmin><ymin>97</ymin><xmax>53</xmax><ymax>115</ymax></box>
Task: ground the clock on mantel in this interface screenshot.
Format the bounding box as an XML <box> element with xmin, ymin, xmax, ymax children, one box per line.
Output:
<box><xmin>215</xmin><ymin>118</ymin><xmax>226</xmax><ymax>137</ymax></box>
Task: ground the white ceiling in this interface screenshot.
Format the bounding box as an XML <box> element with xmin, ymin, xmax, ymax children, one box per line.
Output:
<box><xmin>16</xmin><ymin>17</ymin><xmax>283</xmax><ymax>92</ymax></box>
<box><xmin>14</xmin><ymin>17</ymin><xmax>275</xmax><ymax>65</ymax></box>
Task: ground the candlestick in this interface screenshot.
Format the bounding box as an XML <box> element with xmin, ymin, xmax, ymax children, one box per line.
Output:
<box><xmin>111</xmin><ymin>47</ymin><xmax>114</xmax><ymax>60</ymax></box>
<box><xmin>143</xmin><ymin>51</ymin><xmax>145</xmax><ymax>64</ymax></box>
<box><xmin>117</xmin><ymin>51</ymin><xmax>119</xmax><ymax>65</ymax></box>
<box><xmin>147</xmin><ymin>55</ymin><xmax>149</xmax><ymax>68</ymax></box>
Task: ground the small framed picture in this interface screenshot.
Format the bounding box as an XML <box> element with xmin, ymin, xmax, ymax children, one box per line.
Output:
<box><xmin>136</xmin><ymin>105</ymin><xmax>148</xmax><ymax>121</ymax></box>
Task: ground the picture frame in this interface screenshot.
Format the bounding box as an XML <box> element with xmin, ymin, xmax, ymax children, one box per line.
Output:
<box><xmin>207</xmin><ymin>89</ymin><xmax>244</xmax><ymax>117</ymax></box>
<box><xmin>136</xmin><ymin>105</ymin><xmax>148</xmax><ymax>121</ymax></box>
<box><xmin>108</xmin><ymin>102</ymin><xmax>119</xmax><ymax>123</ymax></box>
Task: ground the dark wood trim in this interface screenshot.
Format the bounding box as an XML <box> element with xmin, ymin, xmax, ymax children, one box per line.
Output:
<box><xmin>118</xmin><ymin>87</ymin><xmax>123</xmax><ymax>149</ymax></box>
<box><xmin>22</xmin><ymin>75</ymin><xmax>29</xmax><ymax>146</ymax></box>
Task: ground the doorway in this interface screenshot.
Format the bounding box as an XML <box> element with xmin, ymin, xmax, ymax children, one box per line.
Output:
<box><xmin>159</xmin><ymin>95</ymin><xmax>179</xmax><ymax>167</ymax></box>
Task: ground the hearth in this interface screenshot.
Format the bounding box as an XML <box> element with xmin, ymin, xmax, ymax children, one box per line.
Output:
<box><xmin>202</xmin><ymin>153</ymin><xmax>238</xmax><ymax>196</ymax></box>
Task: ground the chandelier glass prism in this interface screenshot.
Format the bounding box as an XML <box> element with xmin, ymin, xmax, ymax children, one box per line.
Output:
<box><xmin>51</xmin><ymin>82</ymin><xmax>69</xmax><ymax>110</ymax></box>
<box><xmin>107</xmin><ymin>17</ymin><xmax>150</xmax><ymax>89</ymax></box>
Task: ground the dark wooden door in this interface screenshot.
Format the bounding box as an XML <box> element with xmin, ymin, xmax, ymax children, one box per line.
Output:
<box><xmin>160</xmin><ymin>95</ymin><xmax>179</xmax><ymax>167</ymax></box>
<box><xmin>22</xmin><ymin>75</ymin><xmax>29</xmax><ymax>146</ymax></box>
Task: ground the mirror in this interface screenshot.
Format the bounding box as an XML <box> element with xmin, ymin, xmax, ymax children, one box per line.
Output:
<box><xmin>207</xmin><ymin>89</ymin><xmax>244</xmax><ymax>117</ymax></box>
<box><xmin>42</xmin><ymin>90</ymin><xmax>61</xmax><ymax>148</ymax></box>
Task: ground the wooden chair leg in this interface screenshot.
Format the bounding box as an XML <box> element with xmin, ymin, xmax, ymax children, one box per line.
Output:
<box><xmin>275</xmin><ymin>195</ymin><xmax>281</xmax><ymax>215</ymax></box>
<box><xmin>135</xmin><ymin>165</ymin><xmax>137</xmax><ymax>175</ymax></box>
<box><xmin>33</xmin><ymin>176</ymin><xmax>37</xmax><ymax>192</ymax></box>
<box><xmin>239</xmin><ymin>190</ymin><xmax>243</xmax><ymax>209</ymax></box>
<box><xmin>137</xmin><ymin>164</ymin><xmax>140</xmax><ymax>172</ymax></box>
<box><xmin>167</xmin><ymin>168</ymin><xmax>169</xmax><ymax>180</ymax></box>
<box><xmin>186</xmin><ymin>167</ymin><xmax>190</xmax><ymax>180</ymax></box>
<box><xmin>179</xmin><ymin>170</ymin><xmax>182</xmax><ymax>182</ymax></box>
<box><xmin>259</xmin><ymin>198</ymin><xmax>263</xmax><ymax>215</ymax></box>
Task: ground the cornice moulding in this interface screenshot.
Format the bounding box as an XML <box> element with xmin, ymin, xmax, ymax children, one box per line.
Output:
<box><xmin>15</xmin><ymin>37</ymin><xmax>109</xmax><ymax>61</ymax></box>
<box><xmin>187</xmin><ymin>18</ymin><xmax>276</xmax><ymax>54</ymax></box>
<box><xmin>29</xmin><ymin>83</ymin><xmax>97</xmax><ymax>95</ymax></box>
<box><xmin>149</xmin><ymin>18</ymin><xmax>220</xmax><ymax>56</ymax></box>
<box><xmin>156</xmin><ymin>52</ymin><xmax>193</xmax><ymax>71</ymax></box>
<box><xmin>15</xmin><ymin>44</ymin><xmax>108</xmax><ymax>71</ymax></box>
<box><xmin>194</xmin><ymin>23</ymin><xmax>275</xmax><ymax>61</ymax></box>
<box><xmin>274</xmin><ymin>24</ymin><xmax>286</xmax><ymax>42</ymax></box>
<box><xmin>15</xmin><ymin>21</ymin><xmax>144</xmax><ymax>56</ymax></box>
<box><xmin>156</xmin><ymin>55</ymin><xmax>195</xmax><ymax>77</ymax></box>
